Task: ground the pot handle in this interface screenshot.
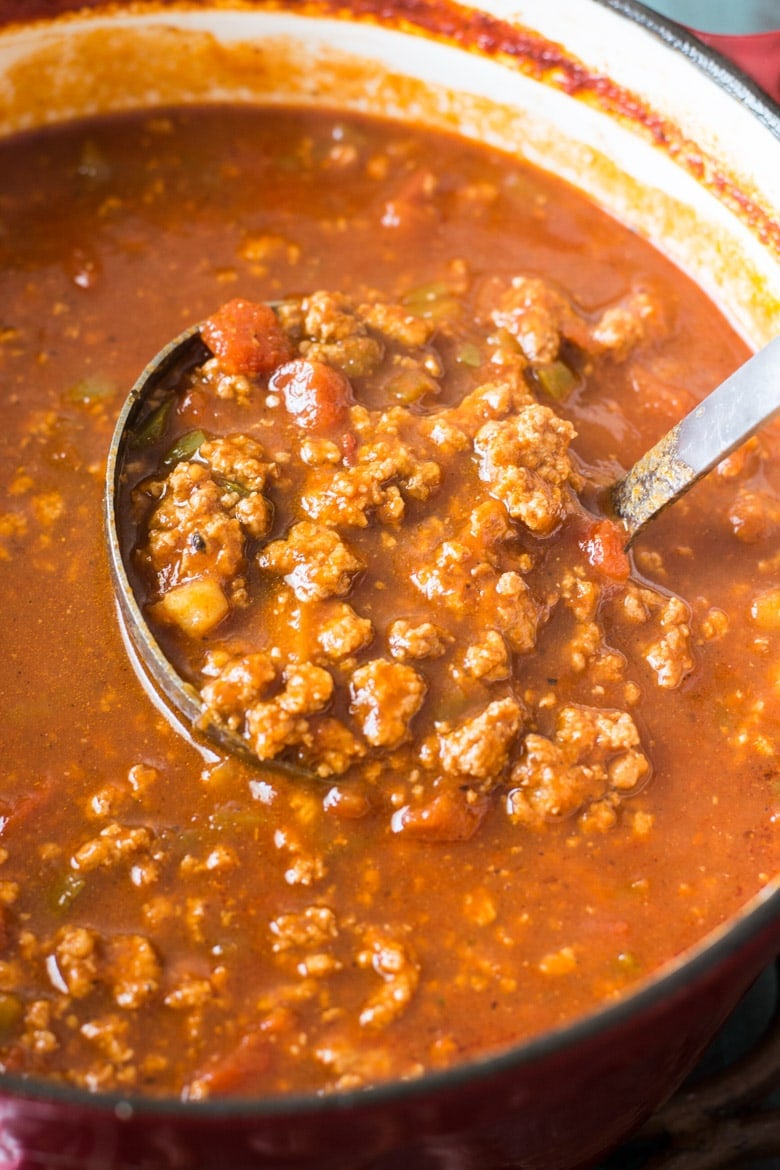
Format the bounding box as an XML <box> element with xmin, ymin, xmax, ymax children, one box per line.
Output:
<box><xmin>689</xmin><ymin>29</ymin><xmax>780</xmax><ymax>102</ymax></box>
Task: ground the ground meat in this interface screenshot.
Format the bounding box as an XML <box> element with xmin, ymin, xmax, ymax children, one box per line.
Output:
<box><xmin>727</xmin><ymin>486</ymin><xmax>780</xmax><ymax>543</ymax></box>
<box><xmin>71</xmin><ymin>824</ymin><xmax>153</xmax><ymax>874</ymax></box>
<box><xmin>412</xmin><ymin>545</ymin><xmax>540</xmax><ymax>652</ymax></box>
<box><xmin>412</xmin><ymin>540</ymin><xmax>477</xmax><ymax>614</ymax></box>
<box><xmin>244</xmin><ymin>664</ymin><xmax>335</xmax><ymax>761</ymax></box>
<box><xmin>488</xmin><ymin>275</ymin><xmax>666</xmax><ymax>364</ymax></box>
<box><xmin>107</xmin><ymin>935</ymin><xmax>160</xmax><ymax>1009</ymax></box>
<box><xmin>200</xmin><ymin>435</ymin><xmax>276</xmax><ymax>538</ymax></box>
<box><xmin>259</xmin><ymin>522</ymin><xmax>364</xmax><ymax>601</ymax></box>
<box><xmin>317</xmin><ymin>603</ymin><xmax>374</xmax><ymax>659</ymax></box>
<box><xmin>356</xmin><ymin>927</ymin><xmax>420</xmax><ymax>1030</ymax></box>
<box><xmin>270</xmin><ymin>905</ymin><xmax>338</xmax><ymax>952</ymax></box>
<box><xmin>643</xmin><ymin>601</ymin><xmax>694</xmax><ymax>689</ymax></box>
<box><xmin>200</xmin><ymin>435</ymin><xmax>274</xmax><ymax>495</ymax></box>
<box><xmin>360</xmin><ymin>301</ymin><xmax>436</xmax><ymax>348</ymax></box>
<box><xmin>80</xmin><ymin>1014</ymin><xmax>134</xmax><ymax>1068</ymax></box>
<box><xmin>489</xmin><ymin>571</ymin><xmax>540</xmax><ymax>653</ymax></box>
<box><xmin>278</xmin><ymin>290</ymin><xmax>385</xmax><ymax>378</ymax></box>
<box><xmin>490</xmin><ymin>275</ymin><xmax>589</xmax><ymax>363</ymax></box>
<box><xmin>387</xmin><ymin>619</ymin><xmax>451</xmax><ymax>660</ymax></box>
<box><xmin>508</xmin><ymin>704</ymin><xmax>649</xmax><ymax>828</ymax></box>
<box><xmin>444</xmin><ymin>370</ymin><xmax>535</xmax><ymax>439</ymax></box>
<box><xmin>301</xmin><ymin>718</ymin><xmax>366</xmax><ymax>777</ymax></box>
<box><xmin>437</xmin><ymin>697</ymin><xmax>523</xmax><ymax>784</ymax></box>
<box><xmin>142</xmin><ymin>462</ymin><xmax>245</xmax><ymax>593</ymax></box>
<box><xmin>301</xmin><ymin>433</ymin><xmax>441</xmax><ymax>528</ymax></box>
<box><xmin>618</xmin><ymin>588</ymin><xmax>694</xmax><ymax>689</ymax></box>
<box><xmin>52</xmin><ymin>927</ymin><xmax>99</xmax><ymax>999</ymax></box>
<box><xmin>473</xmin><ymin>404</ymin><xmax>577</xmax><ymax>534</ymax></box>
<box><xmin>349</xmin><ymin>659</ymin><xmax>426</xmax><ymax>748</ymax></box>
<box><xmin>461</xmin><ymin>630</ymin><xmax>510</xmax><ymax>681</ymax></box>
<box><xmin>200</xmin><ymin>652</ymin><xmax>278</xmax><ymax>727</ymax></box>
<box><xmin>590</xmin><ymin>288</ymin><xmax>666</xmax><ymax>360</ymax></box>
<box><xmin>300</xmin><ymin>290</ymin><xmax>369</xmax><ymax>345</ymax></box>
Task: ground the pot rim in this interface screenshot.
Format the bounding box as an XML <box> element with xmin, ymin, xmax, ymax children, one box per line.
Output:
<box><xmin>601</xmin><ymin>0</ymin><xmax>780</xmax><ymax>126</ymax></box>
<box><xmin>1</xmin><ymin>0</ymin><xmax>779</xmax><ymax>1122</ymax></box>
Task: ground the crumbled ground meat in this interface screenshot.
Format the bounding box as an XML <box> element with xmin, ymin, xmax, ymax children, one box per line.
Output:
<box><xmin>301</xmin><ymin>718</ymin><xmax>366</xmax><ymax>777</ymax></box>
<box><xmin>490</xmin><ymin>275</ymin><xmax>587</xmax><ymax>363</ymax></box>
<box><xmin>270</xmin><ymin>905</ymin><xmax>338</xmax><ymax>952</ymax></box>
<box><xmin>728</xmin><ymin>486</ymin><xmax>780</xmax><ymax>543</ymax></box>
<box><xmin>132</xmin><ymin>290</ymin><xmax>685</xmax><ymax>838</ymax></box>
<box><xmin>200</xmin><ymin>652</ymin><xmax>278</xmax><ymax>727</ymax></box>
<box><xmin>52</xmin><ymin>927</ymin><xmax>99</xmax><ymax>999</ymax></box>
<box><xmin>141</xmin><ymin>462</ymin><xmax>246</xmax><ymax>594</ymax></box>
<box><xmin>355</xmin><ymin>927</ymin><xmax>420</xmax><ymax>1030</ymax></box>
<box><xmin>349</xmin><ymin>659</ymin><xmax>427</xmax><ymax>748</ymax></box>
<box><xmin>259</xmin><ymin>522</ymin><xmax>364</xmax><ymax>601</ymax></box>
<box><xmin>474</xmin><ymin>405</ymin><xmax>578</xmax><ymax>534</ymax></box>
<box><xmin>388</xmin><ymin>619</ymin><xmax>451</xmax><ymax>661</ymax></box>
<box><xmin>245</xmin><ymin>664</ymin><xmax>335</xmax><ymax>761</ymax></box>
<box><xmin>200</xmin><ymin>435</ymin><xmax>276</xmax><ymax>538</ymax></box>
<box><xmin>461</xmin><ymin>630</ymin><xmax>510</xmax><ymax>681</ymax></box>
<box><xmin>438</xmin><ymin>697</ymin><xmax>523</xmax><ymax>784</ymax></box>
<box><xmin>301</xmin><ymin>433</ymin><xmax>441</xmax><ymax>528</ymax></box>
<box><xmin>71</xmin><ymin>824</ymin><xmax>153</xmax><ymax>874</ymax></box>
<box><xmin>617</xmin><ymin>587</ymin><xmax>694</xmax><ymax>689</ymax></box>
<box><xmin>107</xmin><ymin>935</ymin><xmax>161</xmax><ymax>1009</ymax></box>
<box><xmin>508</xmin><ymin>705</ymin><xmax>649</xmax><ymax>829</ymax></box>
<box><xmin>360</xmin><ymin>301</ymin><xmax>436</xmax><ymax>348</ymax></box>
<box><xmin>443</xmin><ymin>369</ymin><xmax>535</xmax><ymax>439</ymax></box>
<box><xmin>488</xmin><ymin>275</ymin><xmax>666</xmax><ymax>364</ymax></box>
<box><xmin>317</xmin><ymin>603</ymin><xmax>374</xmax><ymax>659</ymax></box>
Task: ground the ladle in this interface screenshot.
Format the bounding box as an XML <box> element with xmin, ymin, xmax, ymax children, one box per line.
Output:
<box><xmin>612</xmin><ymin>333</ymin><xmax>780</xmax><ymax>540</ymax></box>
<box><xmin>105</xmin><ymin>325</ymin><xmax>780</xmax><ymax>769</ymax></box>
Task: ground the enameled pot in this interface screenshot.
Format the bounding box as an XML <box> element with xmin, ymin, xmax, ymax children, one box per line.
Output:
<box><xmin>0</xmin><ymin>2</ymin><xmax>778</xmax><ymax>1167</ymax></box>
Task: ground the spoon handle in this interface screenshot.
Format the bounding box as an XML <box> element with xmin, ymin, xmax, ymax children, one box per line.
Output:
<box><xmin>611</xmin><ymin>334</ymin><xmax>780</xmax><ymax>541</ymax></box>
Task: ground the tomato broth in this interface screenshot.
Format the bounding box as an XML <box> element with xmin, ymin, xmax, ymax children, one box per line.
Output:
<box><xmin>0</xmin><ymin>106</ymin><xmax>777</xmax><ymax>1099</ymax></box>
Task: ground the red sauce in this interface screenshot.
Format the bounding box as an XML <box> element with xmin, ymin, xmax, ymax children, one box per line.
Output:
<box><xmin>0</xmin><ymin>105</ymin><xmax>776</xmax><ymax>1099</ymax></box>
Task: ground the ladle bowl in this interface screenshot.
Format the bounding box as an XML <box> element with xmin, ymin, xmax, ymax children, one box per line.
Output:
<box><xmin>105</xmin><ymin>318</ymin><xmax>780</xmax><ymax>767</ymax></box>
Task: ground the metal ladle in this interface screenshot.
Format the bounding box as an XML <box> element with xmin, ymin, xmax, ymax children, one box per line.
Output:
<box><xmin>104</xmin><ymin>326</ymin><xmax>780</xmax><ymax>767</ymax></box>
<box><xmin>612</xmin><ymin>333</ymin><xmax>780</xmax><ymax>540</ymax></box>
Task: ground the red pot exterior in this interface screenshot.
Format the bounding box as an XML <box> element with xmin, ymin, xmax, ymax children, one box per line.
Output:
<box><xmin>0</xmin><ymin>907</ymin><xmax>777</xmax><ymax>1170</ymax></box>
<box><xmin>693</xmin><ymin>30</ymin><xmax>780</xmax><ymax>102</ymax></box>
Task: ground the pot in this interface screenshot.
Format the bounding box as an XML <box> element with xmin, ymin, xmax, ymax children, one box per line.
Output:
<box><xmin>0</xmin><ymin>2</ymin><xmax>778</xmax><ymax>1168</ymax></box>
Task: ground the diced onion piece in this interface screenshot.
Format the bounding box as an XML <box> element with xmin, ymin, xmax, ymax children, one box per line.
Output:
<box><xmin>150</xmin><ymin>578</ymin><xmax>230</xmax><ymax>637</ymax></box>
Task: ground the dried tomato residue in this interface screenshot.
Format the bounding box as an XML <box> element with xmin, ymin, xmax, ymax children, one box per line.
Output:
<box><xmin>1</xmin><ymin>0</ymin><xmax>776</xmax><ymax>253</ymax></box>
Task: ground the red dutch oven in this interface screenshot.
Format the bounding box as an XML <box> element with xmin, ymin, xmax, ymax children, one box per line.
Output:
<box><xmin>0</xmin><ymin>2</ymin><xmax>777</xmax><ymax>1168</ymax></box>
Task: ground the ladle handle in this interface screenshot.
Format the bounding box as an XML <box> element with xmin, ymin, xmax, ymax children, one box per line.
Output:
<box><xmin>612</xmin><ymin>334</ymin><xmax>780</xmax><ymax>541</ymax></box>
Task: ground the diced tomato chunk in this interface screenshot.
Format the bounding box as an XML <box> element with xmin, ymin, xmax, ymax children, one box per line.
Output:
<box><xmin>269</xmin><ymin>358</ymin><xmax>354</xmax><ymax>432</ymax></box>
<box><xmin>390</xmin><ymin>790</ymin><xmax>489</xmax><ymax>842</ymax></box>
<box><xmin>190</xmin><ymin>1029</ymin><xmax>273</xmax><ymax>1097</ymax></box>
<box><xmin>580</xmin><ymin>518</ymin><xmax>631</xmax><ymax>580</ymax></box>
<box><xmin>201</xmin><ymin>299</ymin><xmax>293</xmax><ymax>375</ymax></box>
